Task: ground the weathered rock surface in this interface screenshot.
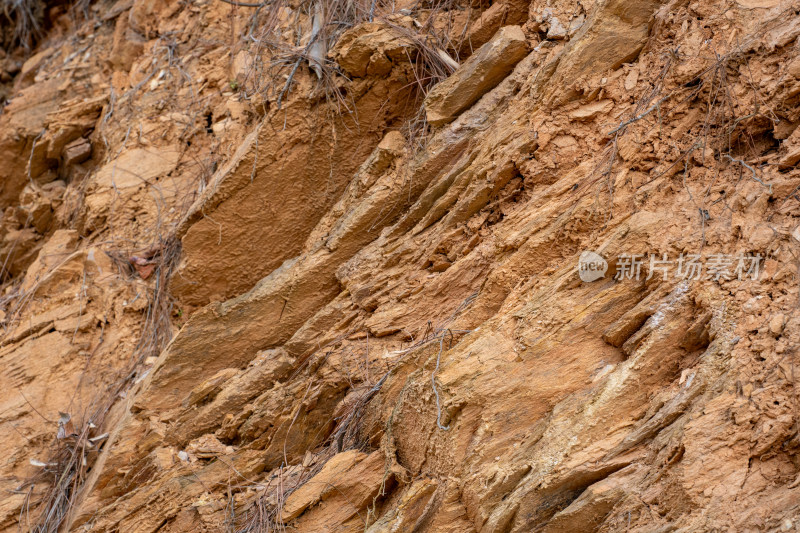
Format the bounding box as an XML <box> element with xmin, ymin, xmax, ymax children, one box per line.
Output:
<box><xmin>2</xmin><ymin>0</ymin><xmax>800</xmax><ymax>532</ymax></box>
<box><xmin>169</xmin><ymin>45</ymin><xmax>420</xmax><ymax>306</ymax></box>
<box><xmin>424</xmin><ymin>25</ymin><xmax>529</xmax><ymax>126</ymax></box>
<box><xmin>463</xmin><ymin>0</ymin><xmax>529</xmax><ymax>52</ymax></box>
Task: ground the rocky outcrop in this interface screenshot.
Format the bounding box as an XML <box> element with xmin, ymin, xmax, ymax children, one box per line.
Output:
<box><xmin>2</xmin><ymin>0</ymin><xmax>800</xmax><ymax>532</ymax></box>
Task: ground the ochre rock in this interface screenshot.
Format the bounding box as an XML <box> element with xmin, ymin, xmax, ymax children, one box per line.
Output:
<box><xmin>424</xmin><ymin>25</ymin><xmax>529</xmax><ymax>126</ymax></box>
<box><xmin>1</xmin><ymin>1</ymin><xmax>799</xmax><ymax>533</ymax></box>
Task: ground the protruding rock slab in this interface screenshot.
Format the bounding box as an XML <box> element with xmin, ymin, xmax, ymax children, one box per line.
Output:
<box><xmin>424</xmin><ymin>25</ymin><xmax>529</xmax><ymax>126</ymax></box>
<box><xmin>281</xmin><ymin>450</ymin><xmax>384</xmax><ymax>525</ymax></box>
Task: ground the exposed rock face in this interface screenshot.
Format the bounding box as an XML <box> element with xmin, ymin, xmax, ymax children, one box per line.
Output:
<box><xmin>168</xmin><ymin>30</ymin><xmax>420</xmax><ymax>307</ymax></box>
<box><xmin>424</xmin><ymin>25</ymin><xmax>529</xmax><ymax>126</ymax></box>
<box><xmin>2</xmin><ymin>0</ymin><xmax>800</xmax><ymax>532</ymax></box>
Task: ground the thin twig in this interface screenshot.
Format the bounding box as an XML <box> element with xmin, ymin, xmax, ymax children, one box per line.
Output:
<box><xmin>723</xmin><ymin>154</ymin><xmax>773</xmax><ymax>193</ymax></box>
<box><xmin>217</xmin><ymin>0</ymin><xmax>267</xmax><ymax>7</ymax></box>
<box><xmin>431</xmin><ymin>329</ymin><xmax>451</xmax><ymax>431</ymax></box>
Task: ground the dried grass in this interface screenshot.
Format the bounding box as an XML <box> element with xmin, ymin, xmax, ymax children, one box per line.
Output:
<box><xmin>1</xmin><ymin>0</ymin><xmax>44</xmax><ymax>49</ymax></box>
<box><xmin>14</xmin><ymin>236</ymin><xmax>180</xmax><ymax>532</ymax></box>
<box><xmin>3</xmin><ymin>14</ymin><xmax>222</xmax><ymax>530</ymax></box>
<box><xmin>233</xmin><ymin>0</ymin><xmax>466</xmax><ymax>117</ymax></box>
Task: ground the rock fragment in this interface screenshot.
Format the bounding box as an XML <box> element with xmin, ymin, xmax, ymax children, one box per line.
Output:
<box><xmin>424</xmin><ymin>25</ymin><xmax>529</xmax><ymax>126</ymax></box>
<box><xmin>568</xmin><ymin>99</ymin><xmax>613</xmax><ymax>121</ymax></box>
<box><xmin>624</xmin><ymin>67</ymin><xmax>639</xmax><ymax>91</ymax></box>
<box><xmin>62</xmin><ymin>138</ymin><xmax>92</xmax><ymax>167</ymax></box>
<box><xmin>330</xmin><ymin>22</ymin><xmax>412</xmax><ymax>78</ymax></box>
<box><xmin>547</xmin><ymin>17</ymin><xmax>568</xmax><ymax>39</ymax></box>
<box><xmin>769</xmin><ymin>313</ymin><xmax>785</xmax><ymax>337</ymax></box>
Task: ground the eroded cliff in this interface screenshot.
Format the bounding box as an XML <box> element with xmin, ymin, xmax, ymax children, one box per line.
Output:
<box><xmin>1</xmin><ymin>0</ymin><xmax>800</xmax><ymax>531</ymax></box>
